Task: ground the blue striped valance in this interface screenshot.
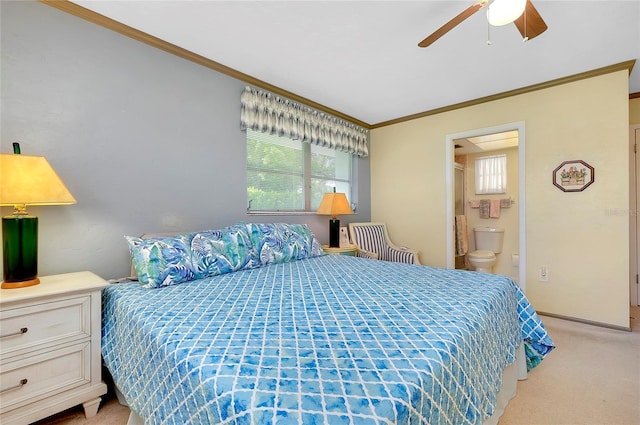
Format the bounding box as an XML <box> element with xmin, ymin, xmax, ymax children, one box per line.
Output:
<box><xmin>240</xmin><ymin>86</ymin><xmax>368</xmax><ymax>157</ymax></box>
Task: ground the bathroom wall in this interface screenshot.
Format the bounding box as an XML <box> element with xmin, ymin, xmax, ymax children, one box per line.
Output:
<box><xmin>465</xmin><ymin>147</ymin><xmax>519</xmax><ymax>279</ymax></box>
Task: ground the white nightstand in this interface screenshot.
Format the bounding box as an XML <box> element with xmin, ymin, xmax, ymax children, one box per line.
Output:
<box><xmin>0</xmin><ymin>272</ymin><xmax>109</xmax><ymax>425</ymax></box>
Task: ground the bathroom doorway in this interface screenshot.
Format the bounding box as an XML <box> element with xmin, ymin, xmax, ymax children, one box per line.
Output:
<box><xmin>445</xmin><ymin>122</ymin><xmax>527</xmax><ymax>290</ymax></box>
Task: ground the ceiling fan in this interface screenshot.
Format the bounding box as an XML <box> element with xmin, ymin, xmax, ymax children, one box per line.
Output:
<box><xmin>418</xmin><ymin>0</ymin><xmax>547</xmax><ymax>48</ymax></box>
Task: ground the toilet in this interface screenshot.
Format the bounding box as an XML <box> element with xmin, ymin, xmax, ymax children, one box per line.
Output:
<box><xmin>468</xmin><ymin>227</ymin><xmax>504</xmax><ymax>273</ymax></box>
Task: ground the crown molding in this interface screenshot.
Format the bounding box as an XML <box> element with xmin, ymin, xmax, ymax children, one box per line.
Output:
<box><xmin>372</xmin><ymin>60</ymin><xmax>637</xmax><ymax>128</ymax></box>
<box><xmin>39</xmin><ymin>0</ymin><xmax>371</xmax><ymax>129</ymax></box>
<box><xmin>39</xmin><ymin>1</ymin><xmax>637</xmax><ymax>130</ymax></box>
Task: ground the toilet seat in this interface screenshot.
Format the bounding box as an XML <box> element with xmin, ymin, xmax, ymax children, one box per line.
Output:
<box><xmin>468</xmin><ymin>250</ymin><xmax>495</xmax><ymax>260</ymax></box>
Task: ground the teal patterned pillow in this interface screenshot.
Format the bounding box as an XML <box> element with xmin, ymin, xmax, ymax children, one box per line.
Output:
<box><xmin>246</xmin><ymin>223</ymin><xmax>324</xmax><ymax>266</ymax></box>
<box><xmin>125</xmin><ymin>233</ymin><xmax>196</xmax><ymax>288</ymax></box>
<box><xmin>191</xmin><ymin>224</ymin><xmax>259</xmax><ymax>277</ymax></box>
<box><xmin>126</xmin><ymin>223</ymin><xmax>323</xmax><ymax>287</ymax></box>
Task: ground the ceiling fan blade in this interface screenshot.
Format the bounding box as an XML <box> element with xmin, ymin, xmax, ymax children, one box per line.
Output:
<box><xmin>418</xmin><ymin>0</ymin><xmax>488</xmax><ymax>48</ymax></box>
<box><xmin>514</xmin><ymin>0</ymin><xmax>548</xmax><ymax>40</ymax></box>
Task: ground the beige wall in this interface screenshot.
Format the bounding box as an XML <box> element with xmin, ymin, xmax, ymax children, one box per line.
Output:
<box><xmin>465</xmin><ymin>147</ymin><xmax>519</xmax><ymax>280</ymax></box>
<box><xmin>370</xmin><ymin>70</ymin><xmax>630</xmax><ymax>328</ymax></box>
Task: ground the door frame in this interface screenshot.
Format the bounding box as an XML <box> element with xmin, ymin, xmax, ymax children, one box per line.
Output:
<box><xmin>445</xmin><ymin>121</ymin><xmax>527</xmax><ymax>290</ymax></box>
<box><xmin>630</xmin><ymin>124</ymin><xmax>640</xmax><ymax>306</ymax></box>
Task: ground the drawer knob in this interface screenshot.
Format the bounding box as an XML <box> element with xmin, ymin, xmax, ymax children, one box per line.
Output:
<box><xmin>0</xmin><ymin>378</ymin><xmax>28</xmax><ymax>394</ymax></box>
<box><xmin>0</xmin><ymin>327</ymin><xmax>28</xmax><ymax>339</ymax></box>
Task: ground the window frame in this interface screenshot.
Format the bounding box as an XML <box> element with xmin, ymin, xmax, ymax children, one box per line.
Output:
<box><xmin>246</xmin><ymin>129</ymin><xmax>355</xmax><ymax>214</ymax></box>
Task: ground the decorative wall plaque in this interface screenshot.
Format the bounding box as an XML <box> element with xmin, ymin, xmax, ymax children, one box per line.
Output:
<box><xmin>553</xmin><ymin>160</ymin><xmax>594</xmax><ymax>192</ymax></box>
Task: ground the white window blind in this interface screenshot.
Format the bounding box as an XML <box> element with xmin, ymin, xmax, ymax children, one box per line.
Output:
<box><xmin>475</xmin><ymin>154</ymin><xmax>507</xmax><ymax>194</ymax></box>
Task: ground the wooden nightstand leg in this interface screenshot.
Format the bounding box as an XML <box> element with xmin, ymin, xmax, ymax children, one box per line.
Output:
<box><xmin>82</xmin><ymin>397</ymin><xmax>102</xmax><ymax>418</ymax></box>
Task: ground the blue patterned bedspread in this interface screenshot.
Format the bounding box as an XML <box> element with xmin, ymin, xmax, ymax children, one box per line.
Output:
<box><xmin>102</xmin><ymin>255</ymin><xmax>554</xmax><ymax>425</ymax></box>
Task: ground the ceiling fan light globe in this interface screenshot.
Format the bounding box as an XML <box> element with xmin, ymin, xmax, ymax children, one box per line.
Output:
<box><xmin>487</xmin><ymin>0</ymin><xmax>527</xmax><ymax>26</ymax></box>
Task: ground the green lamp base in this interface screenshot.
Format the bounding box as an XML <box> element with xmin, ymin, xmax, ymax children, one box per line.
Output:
<box><xmin>329</xmin><ymin>218</ymin><xmax>340</xmax><ymax>248</ymax></box>
<box><xmin>2</xmin><ymin>214</ymin><xmax>40</xmax><ymax>289</ymax></box>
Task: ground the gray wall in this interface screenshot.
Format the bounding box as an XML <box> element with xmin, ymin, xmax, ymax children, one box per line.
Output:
<box><xmin>1</xmin><ymin>1</ymin><xmax>371</xmax><ymax>280</ymax></box>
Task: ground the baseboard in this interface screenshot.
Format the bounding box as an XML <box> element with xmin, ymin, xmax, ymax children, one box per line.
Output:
<box><xmin>537</xmin><ymin>311</ymin><xmax>631</xmax><ymax>332</ymax></box>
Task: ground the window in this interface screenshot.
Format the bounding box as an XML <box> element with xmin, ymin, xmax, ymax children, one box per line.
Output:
<box><xmin>247</xmin><ymin>129</ymin><xmax>352</xmax><ymax>212</ymax></box>
<box><xmin>475</xmin><ymin>154</ymin><xmax>507</xmax><ymax>194</ymax></box>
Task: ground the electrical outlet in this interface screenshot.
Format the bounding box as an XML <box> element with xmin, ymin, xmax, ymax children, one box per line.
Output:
<box><xmin>539</xmin><ymin>266</ymin><xmax>549</xmax><ymax>282</ymax></box>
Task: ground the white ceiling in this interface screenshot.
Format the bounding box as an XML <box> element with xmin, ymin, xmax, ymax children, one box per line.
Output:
<box><xmin>71</xmin><ymin>0</ymin><xmax>640</xmax><ymax>126</ymax></box>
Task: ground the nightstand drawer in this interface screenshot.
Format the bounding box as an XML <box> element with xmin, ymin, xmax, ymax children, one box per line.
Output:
<box><xmin>0</xmin><ymin>342</ymin><xmax>91</xmax><ymax>412</ymax></box>
<box><xmin>0</xmin><ymin>296</ymin><xmax>90</xmax><ymax>358</ymax></box>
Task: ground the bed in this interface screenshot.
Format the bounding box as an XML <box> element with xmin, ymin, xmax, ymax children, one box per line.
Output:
<box><xmin>102</xmin><ymin>222</ymin><xmax>554</xmax><ymax>425</ymax></box>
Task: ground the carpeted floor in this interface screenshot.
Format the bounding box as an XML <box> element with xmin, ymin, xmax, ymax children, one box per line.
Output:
<box><xmin>34</xmin><ymin>307</ymin><xmax>640</xmax><ymax>425</ymax></box>
<box><xmin>499</xmin><ymin>306</ymin><xmax>640</xmax><ymax>425</ymax></box>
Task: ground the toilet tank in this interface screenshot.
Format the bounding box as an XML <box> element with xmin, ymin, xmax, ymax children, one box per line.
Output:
<box><xmin>474</xmin><ymin>227</ymin><xmax>505</xmax><ymax>253</ymax></box>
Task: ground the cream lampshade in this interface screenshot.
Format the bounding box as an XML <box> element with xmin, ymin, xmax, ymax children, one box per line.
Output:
<box><xmin>316</xmin><ymin>192</ymin><xmax>353</xmax><ymax>248</ymax></box>
<box><xmin>0</xmin><ymin>143</ymin><xmax>76</xmax><ymax>289</ymax></box>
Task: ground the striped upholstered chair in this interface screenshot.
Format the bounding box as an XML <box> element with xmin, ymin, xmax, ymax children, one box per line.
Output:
<box><xmin>348</xmin><ymin>222</ymin><xmax>421</xmax><ymax>265</ymax></box>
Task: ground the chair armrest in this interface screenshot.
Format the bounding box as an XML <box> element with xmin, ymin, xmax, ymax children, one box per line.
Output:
<box><xmin>356</xmin><ymin>247</ymin><xmax>379</xmax><ymax>260</ymax></box>
<box><xmin>385</xmin><ymin>245</ymin><xmax>421</xmax><ymax>265</ymax></box>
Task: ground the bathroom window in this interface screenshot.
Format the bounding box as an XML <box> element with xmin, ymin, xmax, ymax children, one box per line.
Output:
<box><xmin>475</xmin><ymin>154</ymin><xmax>507</xmax><ymax>194</ymax></box>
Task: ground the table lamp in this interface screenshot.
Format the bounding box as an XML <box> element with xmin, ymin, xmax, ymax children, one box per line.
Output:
<box><xmin>316</xmin><ymin>191</ymin><xmax>353</xmax><ymax>248</ymax></box>
<box><xmin>0</xmin><ymin>143</ymin><xmax>76</xmax><ymax>289</ymax></box>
